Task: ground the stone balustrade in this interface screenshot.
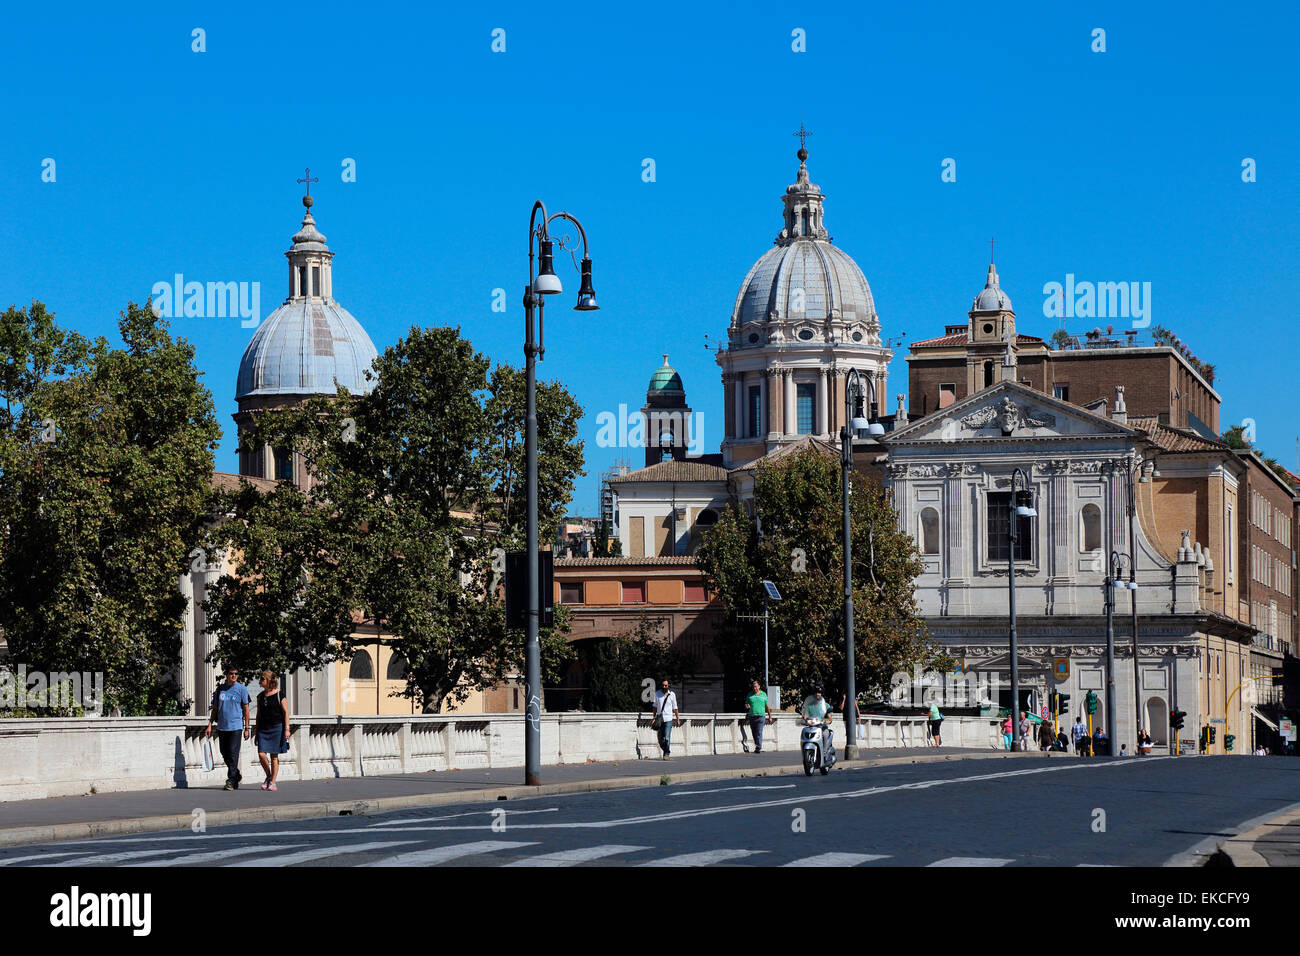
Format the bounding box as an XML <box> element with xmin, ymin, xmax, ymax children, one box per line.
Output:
<box><xmin>0</xmin><ymin>713</ymin><xmax>1003</xmax><ymax>802</ymax></box>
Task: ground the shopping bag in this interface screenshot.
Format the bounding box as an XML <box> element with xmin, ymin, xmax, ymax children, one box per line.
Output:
<box><xmin>202</xmin><ymin>736</ymin><xmax>215</xmax><ymax>772</ymax></box>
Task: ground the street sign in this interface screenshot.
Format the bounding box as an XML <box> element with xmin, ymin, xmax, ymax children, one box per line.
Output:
<box><xmin>1281</xmin><ymin>718</ymin><xmax>1295</xmax><ymax>741</ymax></box>
<box><xmin>1053</xmin><ymin>657</ymin><xmax>1070</xmax><ymax>682</ymax></box>
<box><xmin>1209</xmin><ymin>717</ymin><xmax>1225</xmax><ymax>724</ymax></box>
<box><xmin>1040</xmin><ymin>706</ymin><xmax>1050</xmax><ymax>719</ymax></box>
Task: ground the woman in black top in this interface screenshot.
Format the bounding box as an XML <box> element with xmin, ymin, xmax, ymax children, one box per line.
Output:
<box><xmin>255</xmin><ymin>670</ymin><xmax>291</xmax><ymax>791</ymax></box>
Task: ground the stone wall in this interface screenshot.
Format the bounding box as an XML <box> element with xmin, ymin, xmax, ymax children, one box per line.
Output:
<box><xmin>0</xmin><ymin>713</ymin><xmax>1003</xmax><ymax>802</ymax></box>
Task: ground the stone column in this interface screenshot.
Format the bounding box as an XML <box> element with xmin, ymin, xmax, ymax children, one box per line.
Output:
<box><xmin>177</xmin><ymin>570</ymin><xmax>195</xmax><ymax>714</ymax></box>
<box><xmin>722</xmin><ymin>374</ymin><xmax>735</xmax><ymax>438</ymax></box>
<box><xmin>734</xmin><ymin>371</ymin><xmax>745</xmax><ymax>439</ymax></box>
<box><xmin>758</xmin><ymin>369</ymin><xmax>767</xmax><ymax>439</ymax></box>
<box><xmin>784</xmin><ymin>369</ymin><xmax>796</xmax><ymax>436</ymax></box>
<box><xmin>767</xmin><ymin>367</ymin><xmax>782</xmax><ymax>438</ymax></box>
<box><xmin>818</xmin><ymin>367</ymin><xmax>829</xmax><ymax>436</ymax></box>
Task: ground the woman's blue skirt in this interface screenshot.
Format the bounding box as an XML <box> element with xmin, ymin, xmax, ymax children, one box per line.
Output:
<box><xmin>257</xmin><ymin>725</ymin><xmax>288</xmax><ymax>754</ymax></box>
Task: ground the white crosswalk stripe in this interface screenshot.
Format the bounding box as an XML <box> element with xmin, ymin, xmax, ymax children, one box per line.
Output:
<box><xmin>226</xmin><ymin>840</ymin><xmax>419</xmax><ymax>867</ymax></box>
<box><xmin>505</xmin><ymin>844</ymin><xmax>649</xmax><ymax>867</ymax></box>
<box><xmin>0</xmin><ymin>851</ymin><xmax>91</xmax><ymax>866</ymax></box>
<box><xmin>361</xmin><ymin>841</ymin><xmax>539</xmax><ymax>866</ymax></box>
<box><xmin>638</xmin><ymin>849</ymin><xmax>764</xmax><ymax>866</ymax></box>
<box><xmin>927</xmin><ymin>857</ymin><xmax>1014</xmax><ymax>867</ymax></box>
<box><xmin>125</xmin><ymin>844</ymin><xmax>310</xmax><ymax>867</ymax></box>
<box><xmin>783</xmin><ymin>853</ymin><xmax>891</xmax><ymax>867</ymax></box>
<box><xmin>49</xmin><ymin>847</ymin><xmax>191</xmax><ymax>867</ymax></box>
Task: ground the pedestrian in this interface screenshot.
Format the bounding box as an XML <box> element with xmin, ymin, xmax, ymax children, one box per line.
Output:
<box><xmin>1001</xmin><ymin>714</ymin><xmax>1013</xmax><ymax>750</ymax></box>
<box><xmin>927</xmin><ymin>700</ymin><xmax>944</xmax><ymax>747</ymax></box>
<box><xmin>1039</xmin><ymin>719</ymin><xmax>1053</xmax><ymax>751</ymax></box>
<box><xmin>1018</xmin><ymin>711</ymin><xmax>1031</xmax><ymax>751</ymax></box>
<box><xmin>1055</xmin><ymin>728</ymin><xmax>1069</xmax><ymax>751</ymax></box>
<box><xmin>1118</xmin><ymin>744</ymin><xmax>1128</xmax><ymax>757</ymax></box>
<box><xmin>1139</xmin><ymin>729</ymin><xmax>1152</xmax><ymax>755</ymax></box>
<box><xmin>1072</xmin><ymin>716</ymin><xmax>1089</xmax><ymax>756</ymax></box>
<box><xmin>652</xmin><ymin>678</ymin><xmax>679</xmax><ymax>759</ymax></box>
<box><xmin>1093</xmin><ymin>726</ymin><xmax>1107</xmax><ymax>756</ymax></box>
<box><xmin>255</xmin><ymin>670</ymin><xmax>290</xmax><ymax>791</ymax></box>
<box><xmin>205</xmin><ymin>665</ymin><xmax>250</xmax><ymax>790</ymax></box>
<box><xmin>746</xmin><ymin>679</ymin><xmax>771</xmax><ymax>753</ymax></box>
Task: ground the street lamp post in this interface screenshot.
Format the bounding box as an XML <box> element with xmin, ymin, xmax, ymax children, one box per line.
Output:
<box><xmin>1104</xmin><ymin>550</ymin><xmax>1138</xmax><ymax>751</ymax></box>
<box><xmin>523</xmin><ymin>200</ymin><xmax>598</xmax><ymax>786</ymax></box>
<box><xmin>840</xmin><ymin>369</ymin><xmax>884</xmax><ymax>760</ymax></box>
<box><xmin>1007</xmin><ymin>466</ymin><xmax>1037</xmax><ymax>750</ymax></box>
<box><xmin>1127</xmin><ymin>451</ymin><xmax>1160</xmax><ymax>756</ymax></box>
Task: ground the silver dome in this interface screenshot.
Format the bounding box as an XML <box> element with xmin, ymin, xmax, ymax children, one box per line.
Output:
<box><xmin>236</xmin><ymin>299</ymin><xmax>378</xmax><ymax>399</ymax></box>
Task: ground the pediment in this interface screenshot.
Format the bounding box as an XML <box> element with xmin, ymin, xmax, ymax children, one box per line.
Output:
<box><xmin>890</xmin><ymin>382</ymin><xmax>1136</xmax><ymax>443</ymax></box>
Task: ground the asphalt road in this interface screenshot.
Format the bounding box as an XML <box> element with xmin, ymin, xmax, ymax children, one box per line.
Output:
<box><xmin>4</xmin><ymin>755</ymin><xmax>1297</xmax><ymax>867</ymax></box>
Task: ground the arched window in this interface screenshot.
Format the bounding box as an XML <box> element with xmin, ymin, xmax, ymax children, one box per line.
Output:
<box><xmin>920</xmin><ymin>507</ymin><xmax>940</xmax><ymax>555</ymax></box>
<box><xmin>696</xmin><ymin>509</ymin><xmax>718</xmax><ymax>529</ymax></box>
<box><xmin>348</xmin><ymin>650</ymin><xmax>373</xmax><ymax>681</ymax></box>
<box><xmin>386</xmin><ymin>652</ymin><xmax>408</xmax><ymax>681</ymax></box>
<box><xmin>1081</xmin><ymin>503</ymin><xmax>1102</xmax><ymax>551</ymax></box>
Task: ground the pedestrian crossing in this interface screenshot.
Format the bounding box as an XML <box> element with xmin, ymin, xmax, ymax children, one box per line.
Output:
<box><xmin>0</xmin><ymin>839</ymin><xmax>1117</xmax><ymax>868</ymax></box>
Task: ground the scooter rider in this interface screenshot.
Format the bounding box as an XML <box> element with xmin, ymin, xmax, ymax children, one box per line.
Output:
<box><xmin>801</xmin><ymin>685</ymin><xmax>833</xmax><ymax>757</ymax></box>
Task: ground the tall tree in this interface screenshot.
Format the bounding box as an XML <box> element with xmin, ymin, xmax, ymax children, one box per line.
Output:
<box><xmin>204</xmin><ymin>326</ymin><xmax>583</xmax><ymax>713</ymax></box>
<box><xmin>0</xmin><ymin>302</ymin><xmax>220</xmax><ymax>713</ymax></box>
<box><xmin>696</xmin><ymin>448</ymin><xmax>938</xmax><ymax>704</ymax></box>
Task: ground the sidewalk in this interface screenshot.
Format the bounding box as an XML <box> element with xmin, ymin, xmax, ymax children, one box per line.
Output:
<box><xmin>1217</xmin><ymin>801</ymin><xmax>1300</xmax><ymax>867</ymax></box>
<box><xmin>0</xmin><ymin>745</ymin><xmax>1026</xmax><ymax>848</ymax></box>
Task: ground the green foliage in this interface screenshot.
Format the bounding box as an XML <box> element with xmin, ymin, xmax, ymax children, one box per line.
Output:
<box><xmin>1221</xmin><ymin>425</ymin><xmax>1299</xmax><ymax>489</ymax></box>
<box><xmin>583</xmin><ymin>615</ymin><xmax>696</xmax><ymax>712</ymax></box>
<box><xmin>0</xmin><ymin>301</ymin><xmax>219</xmax><ymax>712</ymax></box>
<box><xmin>696</xmin><ymin>448</ymin><xmax>936</xmax><ymax>701</ymax></box>
<box><xmin>205</xmin><ymin>325</ymin><xmax>585</xmax><ymax>714</ymax></box>
<box><xmin>1049</xmin><ymin>328</ymin><xmax>1073</xmax><ymax>350</ymax></box>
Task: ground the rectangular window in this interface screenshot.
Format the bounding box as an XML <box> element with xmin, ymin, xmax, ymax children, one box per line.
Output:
<box><xmin>298</xmin><ymin>265</ymin><xmax>307</xmax><ymax>297</ymax></box>
<box><xmin>311</xmin><ymin>265</ymin><xmax>321</xmax><ymax>298</ymax></box>
<box><xmin>938</xmin><ymin>384</ymin><xmax>956</xmax><ymax>409</ymax></box>
<box><xmin>684</xmin><ymin>583</ymin><xmax>708</xmax><ymax>603</ymax></box>
<box><xmin>274</xmin><ymin>447</ymin><xmax>293</xmax><ymax>481</ymax></box>
<box><xmin>1053</xmin><ymin>384</ymin><xmax>1070</xmax><ymax>402</ymax></box>
<box><xmin>559</xmin><ymin>582</ymin><xmax>583</xmax><ymax>605</ymax></box>
<box><xmin>748</xmin><ymin>386</ymin><xmax>762</xmax><ymax>438</ymax></box>
<box><xmin>797</xmin><ymin>383</ymin><xmax>816</xmax><ymax>434</ymax></box>
<box><xmin>987</xmin><ymin>491</ymin><xmax>1031</xmax><ymax>562</ymax></box>
<box><xmin>621</xmin><ymin>581</ymin><xmax>645</xmax><ymax>604</ymax></box>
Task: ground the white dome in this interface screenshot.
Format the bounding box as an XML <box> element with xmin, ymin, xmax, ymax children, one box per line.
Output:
<box><xmin>733</xmin><ymin>240</ymin><xmax>877</xmax><ymax>330</ymax></box>
<box><xmin>972</xmin><ymin>263</ymin><xmax>1013</xmax><ymax>312</ymax></box>
<box><xmin>236</xmin><ymin>299</ymin><xmax>378</xmax><ymax>399</ymax></box>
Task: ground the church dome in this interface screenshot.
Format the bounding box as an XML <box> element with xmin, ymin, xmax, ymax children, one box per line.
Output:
<box><xmin>972</xmin><ymin>263</ymin><xmax>1013</xmax><ymax>312</ymax></box>
<box><xmin>730</xmin><ymin>145</ymin><xmax>879</xmax><ymax>345</ymax></box>
<box><xmin>647</xmin><ymin>354</ymin><xmax>684</xmax><ymax>395</ymax></box>
<box><xmin>236</xmin><ymin>194</ymin><xmax>379</xmax><ymax>400</ymax></box>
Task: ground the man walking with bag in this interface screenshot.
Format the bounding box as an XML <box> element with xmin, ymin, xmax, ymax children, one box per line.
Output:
<box><xmin>205</xmin><ymin>665</ymin><xmax>250</xmax><ymax>790</ymax></box>
<box><xmin>652</xmin><ymin>678</ymin><xmax>680</xmax><ymax>759</ymax></box>
<box><xmin>746</xmin><ymin>679</ymin><xmax>770</xmax><ymax>753</ymax></box>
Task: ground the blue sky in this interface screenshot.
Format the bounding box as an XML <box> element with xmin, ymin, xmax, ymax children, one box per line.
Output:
<box><xmin>2</xmin><ymin>1</ymin><xmax>1297</xmax><ymax>511</ymax></box>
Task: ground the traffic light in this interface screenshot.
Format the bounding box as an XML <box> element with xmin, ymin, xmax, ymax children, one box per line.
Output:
<box><xmin>1085</xmin><ymin>691</ymin><xmax>1099</xmax><ymax>715</ymax></box>
<box><xmin>1209</xmin><ymin>726</ymin><xmax>1217</xmax><ymax>745</ymax></box>
<box><xmin>1170</xmin><ymin>709</ymin><xmax>1186</xmax><ymax>731</ymax></box>
<box><xmin>1058</xmin><ymin>691</ymin><xmax>1071</xmax><ymax>714</ymax></box>
<box><xmin>1225</xmin><ymin>734</ymin><xmax>1235</xmax><ymax>752</ymax></box>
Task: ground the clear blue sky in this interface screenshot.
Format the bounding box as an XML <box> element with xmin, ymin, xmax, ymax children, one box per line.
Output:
<box><xmin>3</xmin><ymin>1</ymin><xmax>1297</xmax><ymax>512</ymax></box>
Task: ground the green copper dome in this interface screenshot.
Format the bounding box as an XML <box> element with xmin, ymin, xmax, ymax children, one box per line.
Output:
<box><xmin>648</xmin><ymin>354</ymin><xmax>684</xmax><ymax>394</ymax></box>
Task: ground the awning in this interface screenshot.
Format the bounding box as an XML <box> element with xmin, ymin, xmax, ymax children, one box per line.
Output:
<box><xmin>1252</xmin><ymin>708</ymin><xmax>1278</xmax><ymax>732</ymax></box>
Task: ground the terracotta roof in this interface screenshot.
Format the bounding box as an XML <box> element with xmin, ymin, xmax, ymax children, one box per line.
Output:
<box><xmin>554</xmin><ymin>556</ymin><xmax>701</xmax><ymax>567</ymax></box>
<box><xmin>1128</xmin><ymin>417</ymin><xmax>1230</xmax><ymax>453</ymax></box>
<box><xmin>608</xmin><ymin>460</ymin><xmax>729</xmax><ymax>483</ymax></box>
<box><xmin>210</xmin><ymin>471</ymin><xmax>280</xmax><ymax>493</ymax></box>
<box><xmin>910</xmin><ymin>331</ymin><xmax>1046</xmax><ymax>349</ymax></box>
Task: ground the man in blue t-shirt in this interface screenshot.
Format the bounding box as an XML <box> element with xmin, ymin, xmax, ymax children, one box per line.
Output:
<box><xmin>205</xmin><ymin>666</ymin><xmax>251</xmax><ymax>789</ymax></box>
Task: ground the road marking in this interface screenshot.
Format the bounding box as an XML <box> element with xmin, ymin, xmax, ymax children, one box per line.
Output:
<box><xmin>669</xmin><ymin>785</ymin><xmax>796</xmax><ymax>797</ymax></box>
<box><xmin>927</xmin><ymin>857</ymin><xmax>1014</xmax><ymax>867</ymax></box>
<box><xmin>369</xmin><ymin>808</ymin><xmax>559</xmax><ymax>827</ymax></box>
<box><xmin>1076</xmin><ymin>863</ymin><xmax>1116</xmax><ymax>867</ymax></box>
<box><xmin>125</xmin><ymin>844</ymin><xmax>310</xmax><ymax>867</ymax></box>
<box><xmin>505</xmin><ymin>844</ymin><xmax>649</xmax><ymax>867</ymax></box>
<box><xmin>783</xmin><ymin>853</ymin><xmax>890</xmax><ymax>867</ymax></box>
<box><xmin>371</xmin><ymin>759</ymin><xmax>1165</xmax><ymax>834</ymax></box>
<box><xmin>0</xmin><ymin>851</ymin><xmax>90</xmax><ymax>866</ymax></box>
<box><xmin>638</xmin><ymin>849</ymin><xmax>765</xmax><ymax>866</ymax></box>
<box><xmin>49</xmin><ymin>847</ymin><xmax>191</xmax><ymax>867</ymax></box>
<box><xmin>226</xmin><ymin>840</ymin><xmax>419</xmax><ymax>867</ymax></box>
<box><xmin>360</xmin><ymin>840</ymin><xmax>540</xmax><ymax>866</ymax></box>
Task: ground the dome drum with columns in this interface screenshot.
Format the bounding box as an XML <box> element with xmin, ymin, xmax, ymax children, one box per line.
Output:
<box><xmin>718</xmin><ymin>141</ymin><xmax>892</xmax><ymax>468</ymax></box>
<box><xmin>234</xmin><ymin>191</ymin><xmax>379</xmax><ymax>487</ymax></box>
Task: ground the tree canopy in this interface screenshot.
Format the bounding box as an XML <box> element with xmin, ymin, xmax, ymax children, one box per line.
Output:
<box><xmin>696</xmin><ymin>448</ymin><xmax>939</xmax><ymax>704</ymax></box>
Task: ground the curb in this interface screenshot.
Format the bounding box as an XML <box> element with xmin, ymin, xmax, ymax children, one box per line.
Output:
<box><xmin>0</xmin><ymin>748</ymin><xmax>1042</xmax><ymax>849</ymax></box>
<box><xmin>1217</xmin><ymin>804</ymin><xmax>1300</xmax><ymax>868</ymax></box>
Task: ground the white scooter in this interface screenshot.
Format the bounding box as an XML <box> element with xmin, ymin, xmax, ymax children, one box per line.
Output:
<box><xmin>800</xmin><ymin>718</ymin><xmax>835</xmax><ymax>775</ymax></box>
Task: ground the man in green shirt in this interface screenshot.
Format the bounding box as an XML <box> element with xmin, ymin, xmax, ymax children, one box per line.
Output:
<box><xmin>745</xmin><ymin>679</ymin><xmax>771</xmax><ymax>753</ymax></box>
